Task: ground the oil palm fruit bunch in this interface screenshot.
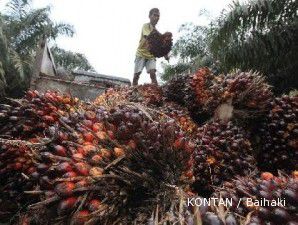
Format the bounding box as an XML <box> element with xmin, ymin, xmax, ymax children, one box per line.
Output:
<box><xmin>163</xmin><ymin>73</ymin><xmax>188</xmax><ymax>105</ymax></box>
<box><xmin>0</xmin><ymin>143</ymin><xmax>39</xmax><ymax>222</ymax></box>
<box><xmin>94</xmin><ymin>84</ymin><xmax>163</xmax><ymax>108</ymax></box>
<box><xmin>0</xmin><ymin>90</ymin><xmax>78</xmax><ymax>139</ymax></box>
<box><xmin>159</xmin><ymin>101</ymin><xmax>198</xmax><ymax>137</ymax></box>
<box><xmin>214</xmin><ymin>172</ymin><xmax>298</xmax><ymax>225</ymax></box>
<box><xmin>11</xmin><ymin>105</ymin><xmax>194</xmax><ymax>225</ymax></box>
<box><xmin>193</xmin><ymin>120</ymin><xmax>256</xmax><ymax>195</ymax></box>
<box><xmin>256</xmin><ymin>95</ymin><xmax>298</xmax><ymax>173</ymax></box>
<box><xmin>75</xmin><ymin>121</ymin><xmax>194</xmax><ymax>225</ymax></box>
<box><xmin>219</xmin><ymin>70</ymin><xmax>273</xmax><ymax>121</ymax></box>
<box><xmin>147</xmin><ymin>29</ymin><xmax>173</xmax><ymax>58</ymax></box>
<box><xmin>184</xmin><ymin>67</ymin><xmax>223</xmax><ymax>123</ymax></box>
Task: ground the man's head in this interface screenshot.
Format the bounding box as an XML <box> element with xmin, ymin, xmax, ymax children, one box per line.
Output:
<box><xmin>149</xmin><ymin>8</ymin><xmax>160</xmax><ymax>26</ymax></box>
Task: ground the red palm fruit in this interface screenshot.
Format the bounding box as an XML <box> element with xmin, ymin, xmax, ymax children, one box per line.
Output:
<box><xmin>89</xmin><ymin>167</ymin><xmax>103</xmax><ymax>177</ymax></box>
<box><xmin>44</xmin><ymin>92</ymin><xmax>54</xmax><ymax>100</ymax></box>
<box><xmin>261</xmin><ymin>172</ymin><xmax>274</xmax><ymax>181</ymax></box>
<box><xmin>56</xmin><ymin>162</ymin><xmax>73</xmax><ymax>173</ymax></box>
<box><xmin>13</xmin><ymin>162</ymin><xmax>23</xmax><ymax>170</ymax></box>
<box><xmin>90</xmin><ymin>154</ymin><xmax>103</xmax><ymax>165</ymax></box>
<box><xmin>173</xmin><ymin>137</ymin><xmax>185</xmax><ymax>149</ymax></box>
<box><xmin>16</xmin><ymin>157</ymin><xmax>27</xmax><ymax>163</ymax></box>
<box><xmin>19</xmin><ymin>215</ymin><xmax>30</xmax><ymax>225</ymax></box>
<box><xmin>107</xmin><ymin>130</ymin><xmax>115</xmax><ymax>139</ymax></box>
<box><xmin>184</xmin><ymin>170</ymin><xmax>194</xmax><ymax>179</ymax></box>
<box><xmin>48</xmin><ymin>105</ymin><xmax>58</xmax><ymax>112</ymax></box>
<box><xmin>72</xmin><ymin>153</ymin><xmax>84</xmax><ymax>161</ymax></box>
<box><xmin>58</xmin><ymin>131</ymin><xmax>69</xmax><ymax>141</ymax></box>
<box><xmin>54</xmin><ymin>145</ymin><xmax>68</xmax><ymax>157</ymax></box>
<box><xmin>62</xmin><ymin>97</ymin><xmax>71</xmax><ymax>104</ymax></box>
<box><xmin>63</xmin><ymin>171</ymin><xmax>78</xmax><ymax>178</ymax></box>
<box><xmin>88</xmin><ymin>199</ymin><xmax>101</xmax><ymax>212</ymax></box>
<box><xmin>36</xmin><ymin>110</ymin><xmax>45</xmax><ymax>116</ymax></box>
<box><xmin>77</xmin><ymin>146</ymin><xmax>84</xmax><ymax>154</ymax></box>
<box><xmin>26</xmin><ymin>166</ymin><xmax>36</xmax><ymax>175</ymax></box>
<box><xmin>82</xmin><ymin>144</ymin><xmax>97</xmax><ymax>156</ymax></box>
<box><xmin>58</xmin><ymin>197</ymin><xmax>78</xmax><ymax>215</ymax></box>
<box><xmin>83</xmin><ymin>132</ymin><xmax>94</xmax><ymax>142</ymax></box>
<box><xmin>56</xmin><ymin>95</ymin><xmax>63</xmax><ymax>103</ymax></box>
<box><xmin>100</xmin><ymin>148</ymin><xmax>111</xmax><ymax>158</ymax></box>
<box><xmin>29</xmin><ymin>138</ymin><xmax>39</xmax><ymax>143</ymax></box>
<box><xmin>185</xmin><ymin>141</ymin><xmax>195</xmax><ymax>153</ymax></box>
<box><xmin>75</xmin><ymin>179</ymin><xmax>89</xmax><ymax>188</ymax></box>
<box><xmin>92</xmin><ymin>122</ymin><xmax>104</xmax><ymax>132</ymax></box>
<box><xmin>75</xmin><ymin>162</ymin><xmax>90</xmax><ymax>176</ymax></box>
<box><xmin>85</xmin><ymin>111</ymin><xmax>96</xmax><ymax>121</ymax></box>
<box><xmin>82</xmin><ymin>119</ymin><xmax>93</xmax><ymax>129</ymax></box>
<box><xmin>27</xmin><ymin>90</ymin><xmax>36</xmax><ymax>98</ymax></box>
<box><xmin>42</xmin><ymin>115</ymin><xmax>55</xmax><ymax>123</ymax></box>
<box><xmin>73</xmin><ymin>210</ymin><xmax>90</xmax><ymax>225</ymax></box>
<box><xmin>83</xmin><ymin>141</ymin><xmax>93</xmax><ymax>146</ymax></box>
<box><xmin>96</xmin><ymin>131</ymin><xmax>107</xmax><ymax>140</ymax></box>
<box><xmin>55</xmin><ymin>182</ymin><xmax>75</xmax><ymax>197</ymax></box>
<box><xmin>128</xmin><ymin>139</ymin><xmax>136</xmax><ymax>149</ymax></box>
<box><xmin>114</xmin><ymin>147</ymin><xmax>125</xmax><ymax>157</ymax></box>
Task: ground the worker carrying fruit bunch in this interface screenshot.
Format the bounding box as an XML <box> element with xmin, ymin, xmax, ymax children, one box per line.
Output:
<box><xmin>133</xmin><ymin>8</ymin><xmax>170</xmax><ymax>86</ymax></box>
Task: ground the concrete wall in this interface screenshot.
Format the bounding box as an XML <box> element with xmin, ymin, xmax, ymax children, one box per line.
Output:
<box><xmin>35</xmin><ymin>76</ymin><xmax>106</xmax><ymax>101</ymax></box>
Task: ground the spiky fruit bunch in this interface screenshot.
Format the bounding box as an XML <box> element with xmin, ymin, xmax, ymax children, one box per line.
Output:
<box><xmin>0</xmin><ymin>90</ymin><xmax>79</xmax><ymax>139</ymax></box>
<box><xmin>147</xmin><ymin>30</ymin><xmax>173</xmax><ymax>58</ymax></box>
<box><xmin>193</xmin><ymin>120</ymin><xmax>256</xmax><ymax>194</ymax></box>
<box><xmin>256</xmin><ymin>95</ymin><xmax>298</xmax><ymax>173</ymax></box>
<box><xmin>163</xmin><ymin>73</ymin><xmax>188</xmax><ymax>105</ymax></box>
<box><xmin>91</xmin><ymin>122</ymin><xmax>193</xmax><ymax>224</ymax></box>
<box><xmin>0</xmin><ymin>90</ymin><xmax>196</xmax><ymax>224</ymax></box>
<box><xmin>94</xmin><ymin>84</ymin><xmax>163</xmax><ymax>107</ymax></box>
<box><xmin>184</xmin><ymin>67</ymin><xmax>220</xmax><ymax>112</ymax></box>
<box><xmin>164</xmin><ymin>68</ymin><xmax>273</xmax><ymax>124</ymax></box>
<box><xmin>159</xmin><ymin>101</ymin><xmax>198</xmax><ymax>137</ymax></box>
<box><xmin>219</xmin><ymin>70</ymin><xmax>273</xmax><ymax>120</ymax></box>
<box><xmin>186</xmin><ymin>68</ymin><xmax>228</xmax><ymax>123</ymax></box>
<box><xmin>214</xmin><ymin>173</ymin><xmax>298</xmax><ymax>225</ymax></box>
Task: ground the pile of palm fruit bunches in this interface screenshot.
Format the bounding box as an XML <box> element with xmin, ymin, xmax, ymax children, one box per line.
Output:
<box><xmin>0</xmin><ymin>68</ymin><xmax>297</xmax><ymax>225</ymax></box>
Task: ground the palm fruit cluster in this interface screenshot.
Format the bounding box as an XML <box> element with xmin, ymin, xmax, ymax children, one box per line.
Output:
<box><xmin>0</xmin><ymin>90</ymin><xmax>196</xmax><ymax>225</ymax></box>
<box><xmin>159</xmin><ymin>101</ymin><xmax>198</xmax><ymax>137</ymax></box>
<box><xmin>218</xmin><ymin>70</ymin><xmax>273</xmax><ymax>121</ymax></box>
<box><xmin>193</xmin><ymin>120</ymin><xmax>256</xmax><ymax>195</ymax></box>
<box><xmin>94</xmin><ymin>84</ymin><xmax>163</xmax><ymax>108</ymax></box>
<box><xmin>214</xmin><ymin>172</ymin><xmax>298</xmax><ymax>225</ymax></box>
<box><xmin>0</xmin><ymin>90</ymin><xmax>78</xmax><ymax>139</ymax></box>
<box><xmin>163</xmin><ymin>68</ymin><xmax>273</xmax><ymax>124</ymax></box>
<box><xmin>256</xmin><ymin>95</ymin><xmax>298</xmax><ymax>173</ymax></box>
<box><xmin>147</xmin><ymin>30</ymin><xmax>173</xmax><ymax>58</ymax></box>
<box><xmin>163</xmin><ymin>73</ymin><xmax>188</xmax><ymax>105</ymax></box>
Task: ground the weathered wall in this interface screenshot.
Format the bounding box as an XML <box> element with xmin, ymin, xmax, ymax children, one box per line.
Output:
<box><xmin>34</xmin><ymin>76</ymin><xmax>105</xmax><ymax>101</ymax></box>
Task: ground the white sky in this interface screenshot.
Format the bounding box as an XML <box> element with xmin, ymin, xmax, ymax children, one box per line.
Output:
<box><xmin>0</xmin><ymin>0</ymin><xmax>235</xmax><ymax>84</ymax></box>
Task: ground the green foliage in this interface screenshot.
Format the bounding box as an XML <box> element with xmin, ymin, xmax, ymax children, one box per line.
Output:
<box><xmin>210</xmin><ymin>0</ymin><xmax>298</xmax><ymax>94</ymax></box>
<box><xmin>0</xmin><ymin>0</ymin><xmax>93</xmax><ymax>97</ymax></box>
<box><xmin>51</xmin><ymin>45</ymin><xmax>95</xmax><ymax>72</ymax></box>
<box><xmin>161</xmin><ymin>23</ymin><xmax>215</xmax><ymax>81</ymax></box>
<box><xmin>161</xmin><ymin>62</ymin><xmax>191</xmax><ymax>81</ymax></box>
<box><xmin>172</xmin><ymin>23</ymin><xmax>210</xmax><ymax>61</ymax></box>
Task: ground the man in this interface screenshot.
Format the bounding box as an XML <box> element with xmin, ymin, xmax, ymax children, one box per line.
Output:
<box><xmin>133</xmin><ymin>8</ymin><xmax>168</xmax><ymax>86</ymax></box>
